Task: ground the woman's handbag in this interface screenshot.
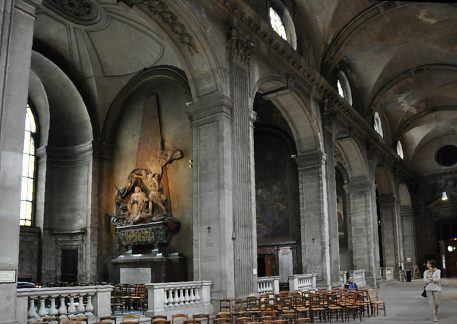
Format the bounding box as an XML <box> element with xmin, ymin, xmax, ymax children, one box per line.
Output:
<box><xmin>421</xmin><ymin>286</ymin><xmax>427</xmax><ymax>298</ymax></box>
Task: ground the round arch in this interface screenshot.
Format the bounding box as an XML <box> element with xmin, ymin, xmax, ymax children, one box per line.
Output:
<box><xmin>252</xmin><ymin>75</ymin><xmax>322</xmax><ymax>154</ymax></box>
<box><xmin>102</xmin><ymin>66</ymin><xmax>191</xmax><ymax>142</ymax></box>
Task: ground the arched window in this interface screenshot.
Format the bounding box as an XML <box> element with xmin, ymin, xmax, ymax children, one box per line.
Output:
<box><xmin>20</xmin><ymin>104</ymin><xmax>37</xmax><ymax>226</ymax></box>
<box><xmin>373</xmin><ymin>112</ymin><xmax>384</xmax><ymax>138</ymax></box>
<box><xmin>270</xmin><ymin>7</ymin><xmax>287</xmax><ymax>41</ymax></box>
<box><xmin>336</xmin><ymin>71</ymin><xmax>352</xmax><ymax>105</ymax></box>
<box><xmin>397</xmin><ymin>141</ymin><xmax>404</xmax><ymax>159</ymax></box>
<box><xmin>269</xmin><ymin>3</ymin><xmax>297</xmax><ymax>50</ymax></box>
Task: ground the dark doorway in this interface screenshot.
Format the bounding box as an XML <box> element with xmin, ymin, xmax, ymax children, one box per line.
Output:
<box><xmin>61</xmin><ymin>249</ymin><xmax>78</xmax><ymax>283</ymax></box>
<box><xmin>257</xmin><ymin>254</ymin><xmax>275</xmax><ymax>277</ymax></box>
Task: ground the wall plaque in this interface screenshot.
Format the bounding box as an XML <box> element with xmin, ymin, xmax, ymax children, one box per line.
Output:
<box><xmin>0</xmin><ymin>270</ymin><xmax>16</xmax><ymax>283</ymax></box>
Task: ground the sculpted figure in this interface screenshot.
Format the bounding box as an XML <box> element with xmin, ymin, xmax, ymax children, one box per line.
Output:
<box><xmin>145</xmin><ymin>173</ymin><xmax>167</xmax><ymax>215</ymax></box>
<box><xmin>127</xmin><ymin>186</ymin><xmax>148</xmax><ymax>223</ymax></box>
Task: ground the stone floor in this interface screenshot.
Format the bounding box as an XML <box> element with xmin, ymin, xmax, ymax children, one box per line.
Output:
<box><xmin>106</xmin><ymin>278</ymin><xmax>457</xmax><ymax>323</ymax></box>
<box><xmin>356</xmin><ymin>278</ymin><xmax>457</xmax><ymax>324</ymax></box>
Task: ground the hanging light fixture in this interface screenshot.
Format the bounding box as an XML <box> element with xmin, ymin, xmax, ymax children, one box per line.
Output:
<box><xmin>441</xmin><ymin>191</ymin><xmax>448</xmax><ymax>201</ymax></box>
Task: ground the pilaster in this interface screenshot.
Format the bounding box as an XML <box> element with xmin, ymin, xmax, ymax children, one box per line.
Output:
<box><xmin>0</xmin><ymin>0</ymin><xmax>42</xmax><ymax>322</ymax></box>
<box><xmin>189</xmin><ymin>95</ymin><xmax>236</xmax><ymax>302</ymax></box>
<box><xmin>295</xmin><ymin>151</ymin><xmax>331</xmax><ymax>287</ymax></box>
<box><xmin>345</xmin><ymin>177</ymin><xmax>379</xmax><ymax>286</ymax></box>
<box><xmin>378</xmin><ymin>194</ymin><xmax>400</xmax><ymax>278</ymax></box>
<box><xmin>228</xmin><ymin>21</ymin><xmax>257</xmax><ymax>297</ymax></box>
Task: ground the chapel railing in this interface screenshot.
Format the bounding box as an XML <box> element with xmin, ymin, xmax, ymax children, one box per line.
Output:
<box><xmin>145</xmin><ymin>281</ymin><xmax>212</xmax><ymax>318</ymax></box>
<box><xmin>288</xmin><ymin>273</ymin><xmax>317</xmax><ymax>291</ymax></box>
<box><xmin>17</xmin><ymin>285</ymin><xmax>112</xmax><ymax>324</ymax></box>
<box><xmin>257</xmin><ymin>276</ymin><xmax>280</xmax><ymax>295</ymax></box>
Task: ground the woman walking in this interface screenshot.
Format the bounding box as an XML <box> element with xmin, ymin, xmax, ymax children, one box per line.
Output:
<box><xmin>423</xmin><ymin>260</ymin><xmax>442</xmax><ymax>322</ymax></box>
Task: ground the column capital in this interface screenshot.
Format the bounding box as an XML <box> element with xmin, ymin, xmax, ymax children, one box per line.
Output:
<box><xmin>227</xmin><ymin>19</ymin><xmax>256</xmax><ymax>67</ymax></box>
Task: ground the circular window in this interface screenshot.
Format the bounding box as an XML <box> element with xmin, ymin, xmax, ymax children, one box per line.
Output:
<box><xmin>436</xmin><ymin>145</ymin><xmax>457</xmax><ymax>167</ymax></box>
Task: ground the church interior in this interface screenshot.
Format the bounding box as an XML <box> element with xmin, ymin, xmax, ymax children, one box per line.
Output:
<box><xmin>1</xmin><ymin>0</ymin><xmax>457</xmax><ymax>322</ymax></box>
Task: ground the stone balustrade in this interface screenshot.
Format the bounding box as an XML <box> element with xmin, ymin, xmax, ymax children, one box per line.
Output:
<box><xmin>145</xmin><ymin>281</ymin><xmax>212</xmax><ymax>318</ymax></box>
<box><xmin>288</xmin><ymin>273</ymin><xmax>317</xmax><ymax>291</ymax></box>
<box><xmin>385</xmin><ymin>266</ymin><xmax>394</xmax><ymax>280</ymax></box>
<box><xmin>257</xmin><ymin>276</ymin><xmax>280</xmax><ymax>295</ymax></box>
<box><xmin>16</xmin><ymin>285</ymin><xmax>112</xmax><ymax>324</ymax></box>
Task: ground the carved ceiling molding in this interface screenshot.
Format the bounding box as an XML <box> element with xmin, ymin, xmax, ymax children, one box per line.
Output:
<box><xmin>120</xmin><ymin>0</ymin><xmax>197</xmax><ymax>54</ymax></box>
<box><xmin>393</xmin><ymin>105</ymin><xmax>457</xmax><ymax>142</ymax></box>
<box><xmin>369</xmin><ymin>64</ymin><xmax>457</xmax><ymax>114</ymax></box>
<box><xmin>208</xmin><ymin>0</ymin><xmax>408</xmax><ymax>177</ymax></box>
<box><xmin>43</xmin><ymin>0</ymin><xmax>101</xmax><ymax>25</ymax></box>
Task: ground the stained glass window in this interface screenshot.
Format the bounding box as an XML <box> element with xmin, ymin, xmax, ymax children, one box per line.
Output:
<box><xmin>20</xmin><ymin>104</ymin><xmax>37</xmax><ymax>226</ymax></box>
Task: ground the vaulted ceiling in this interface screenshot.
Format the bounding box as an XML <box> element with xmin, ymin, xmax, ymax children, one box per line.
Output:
<box><xmin>296</xmin><ymin>0</ymin><xmax>457</xmax><ymax>176</ymax></box>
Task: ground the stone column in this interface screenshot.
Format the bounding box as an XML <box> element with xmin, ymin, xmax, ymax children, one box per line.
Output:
<box><xmin>227</xmin><ymin>22</ymin><xmax>257</xmax><ymax>297</ymax></box>
<box><xmin>0</xmin><ymin>0</ymin><xmax>41</xmax><ymax>321</ymax></box>
<box><xmin>345</xmin><ymin>177</ymin><xmax>379</xmax><ymax>286</ymax></box>
<box><xmin>296</xmin><ymin>151</ymin><xmax>331</xmax><ymax>287</ymax></box>
<box><xmin>190</xmin><ymin>96</ymin><xmax>235</xmax><ymax>302</ymax></box>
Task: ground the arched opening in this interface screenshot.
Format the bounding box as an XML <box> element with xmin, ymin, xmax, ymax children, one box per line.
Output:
<box><xmin>18</xmin><ymin>50</ymin><xmax>94</xmax><ymax>284</ymax></box>
<box><xmin>335</xmin><ymin>164</ymin><xmax>352</xmax><ymax>272</ymax></box>
<box><xmin>254</xmin><ymin>94</ymin><xmax>300</xmax><ymax>286</ymax></box>
<box><xmin>103</xmin><ymin>67</ymin><xmax>193</xmax><ymax>282</ymax></box>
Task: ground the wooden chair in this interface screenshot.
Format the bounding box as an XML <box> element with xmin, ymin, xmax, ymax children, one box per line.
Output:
<box><xmin>220</xmin><ymin>298</ymin><xmax>232</xmax><ymax>312</ymax></box>
<box><xmin>151</xmin><ymin>315</ymin><xmax>168</xmax><ymax>324</ymax></box>
<box><xmin>100</xmin><ymin>315</ymin><xmax>118</xmax><ymax>324</ymax></box>
<box><xmin>171</xmin><ymin>313</ymin><xmax>188</xmax><ymax>324</ymax></box>
<box><xmin>235</xmin><ymin>317</ymin><xmax>252</xmax><ymax>324</ymax></box>
<box><xmin>367</xmin><ymin>289</ymin><xmax>386</xmax><ymax>316</ymax></box>
<box><xmin>122</xmin><ymin>314</ymin><xmax>140</xmax><ymax>323</ymax></box>
<box><xmin>216</xmin><ymin>312</ymin><xmax>232</xmax><ymax>319</ymax></box>
<box><xmin>41</xmin><ymin>316</ymin><xmax>59</xmax><ymax>323</ymax></box>
<box><xmin>213</xmin><ymin>319</ymin><xmax>231</xmax><ymax>324</ymax></box>
<box><xmin>295</xmin><ymin>318</ymin><xmax>313</xmax><ymax>324</ymax></box>
<box><xmin>192</xmin><ymin>313</ymin><xmax>210</xmax><ymax>324</ymax></box>
<box><xmin>71</xmin><ymin>316</ymin><xmax>88</xmax><ymax>324</ymax></box>
<box><xmin>183</xmin><ymin>320</ymin><xmax>201</xmax><ymax>324</ymax></box>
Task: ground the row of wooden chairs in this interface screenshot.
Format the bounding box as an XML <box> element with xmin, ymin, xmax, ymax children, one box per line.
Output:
<box><xmin>217</xmin><ymin>288</ymin><xmax>385</xmax><ymax>323</ymax></box>
<box><xmin>112</xmin><ymin>284</ymin><xmax>147</xmax><ymax>314</ymax></box>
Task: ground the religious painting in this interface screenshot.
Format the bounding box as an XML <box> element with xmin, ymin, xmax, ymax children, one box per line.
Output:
<box><xmin>336</xmin><ymin>168</ymin><xmax>348</xmax><ymax>249</ymax></box>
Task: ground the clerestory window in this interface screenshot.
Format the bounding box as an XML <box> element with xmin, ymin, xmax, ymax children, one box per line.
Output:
<box><xmin>20</xmin><ymin>104</ymin><xmax>37</xmax><ymax>226</ymax></box>
<box><xmin>336</xmin><ymin>71</ymin><xmax>353</xmax><ymax>105</ymax></box>
<box><xmin>397</xmin><ymin>141</ymin><xmax>404</xmax><ymax>159</ymax></box>
<box><xmin>270</xmin><ymin>7</ymin><xmax>288</xmax><ymax>41</ymax></box>
<box><xmin>374</xmin><ymin>112</ymin><xmax>384</xmax><ymax>138</ymax></box>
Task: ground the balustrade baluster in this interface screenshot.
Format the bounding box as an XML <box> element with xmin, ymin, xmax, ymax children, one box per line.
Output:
<box><xmin>164</xmin><ymin>289</ymin><xmax>169</xmax><ymax>306</ymax></box>
<box><xmin>76</xmin><ymin>294</ymin><xmax>86</xmax><ymax>313</ymax></box>
<box><xmin>173</xmin><ymin>288</ymin><xmax>180</xmax><ymax>305</ymax></box>
<box><xmin>194</xmin><ymin>287</ymin><xmax>200</xmax><ymax>303</ymax></box>
<box><xmin>58</xmin><ymin>296</ymin><xmax>68</xmax><ymax>316</ymax></box>
<box><xmin>28</xmin><ymin>297</ymin><xmax>38</xmax><ymax>319</ymax></box>
<box><xmin>49</xmin><ymin>295</ymin><xmax>59</xmax><ymax>316</ymax></box>
<box><xmin>38</xmin><ymin>296</ymin><xmax>48</xmax><ymax>317</ymax></box>
<box><xmin>179</xmin><ymin>288</ymin><xmax>185</xmax><ymax>304</ymax></box>
<box><xmin>67</xmin><ymin>295</ymin><xmax>77</xmax><ymax>314</ymax></box>
<box><xmin>189</xmin><ymin>287</ymin><xmax>195</xmax><ymax>303</ymax></box>
<box><xmin>85</xmin><ymin>293</ymin><xmax>94</xmax><ymax>314</ymax></box>
<box><xmin>184</xmin><ymin>287</ymin><xmax>190</xmax><ymax>303</ymax></box>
